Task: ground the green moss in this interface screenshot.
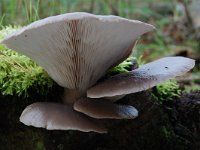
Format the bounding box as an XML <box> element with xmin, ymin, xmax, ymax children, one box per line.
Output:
<box><xmin>0</xmin><ymin>26</ymin><xmax>53</xmax><ymax>97</ymax></box>
<box><xmin>108</xmin><ymin>56</ymin><xmax>138</xmax><ymax>76</ymax></box>
<box><xmin>153</xmin><ymin>80</ymin><xmax>181</xmax><ymax>105</ymax></box>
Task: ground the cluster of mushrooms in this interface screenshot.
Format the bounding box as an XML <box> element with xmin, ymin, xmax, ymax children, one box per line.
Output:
<box><xmin>1</xmin><ymin>12</ymin><xmax>195</xmax><ymax>133</ymax></box>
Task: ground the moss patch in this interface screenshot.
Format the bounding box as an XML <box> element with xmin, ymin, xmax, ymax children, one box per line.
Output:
<box><xmin>152</xmin><ymin>80</ymin><xmax>181</xmax><ymax>105</ymax></box>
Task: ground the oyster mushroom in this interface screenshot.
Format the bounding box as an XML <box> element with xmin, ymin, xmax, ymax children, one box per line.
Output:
<box><xmin>87</xmin><ymin>57</ymin><xmax>195</xmax><ymax>98</ymax></box>
<box><xmin>20</xmin><ymin>102</ymin><xmax>107</xmax><ymax>133</ymax></box>
<box><xmin>0</xmin><ymin>12</ymin><xmax>195</xmax><ymax>133</ymax></box>
<box><xmin>1</xmin><ymin>12</ymin><xmax>154</xmax><ymax>104</ymax></box>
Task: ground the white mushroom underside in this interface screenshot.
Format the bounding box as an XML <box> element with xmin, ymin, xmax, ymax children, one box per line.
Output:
<box><xmin>87</xmin><ymin>57</ymin><xmax>195</xmax><ymax>98</ymax></box>
<box><xmin>20</xmin><ymin>102</ymin><xmax>107</xmax><ymax>133</ymax></box>
<box><xmin>1</xmin><ymin>12</ymin><xmax>154</xmax><ymax>90</ymax></box>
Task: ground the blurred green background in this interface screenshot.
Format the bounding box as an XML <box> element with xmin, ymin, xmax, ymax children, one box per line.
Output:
<box><xmin>1</xmin><ymin>0</ymin><xmax>199</xmax><ymax>60</ymax></box>
<box><xmin>0</xmin><ymin>0</ymin><xmax>172</xmax><ymax>25</ymax></box>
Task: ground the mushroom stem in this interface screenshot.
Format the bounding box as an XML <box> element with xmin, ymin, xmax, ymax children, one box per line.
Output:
<box><xmin>63</xmin><ymin>88</ymin><xmax>86</xmax><ymax>104</ymax></box>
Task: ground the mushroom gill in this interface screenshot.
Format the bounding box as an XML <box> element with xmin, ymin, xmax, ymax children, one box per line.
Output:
<box><xmin>1</xmin><ymin>12</ymin><xmax>154</xmax><ymax>104</ymax></box>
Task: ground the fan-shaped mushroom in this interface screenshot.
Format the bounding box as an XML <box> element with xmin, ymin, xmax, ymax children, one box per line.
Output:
<box><xmin>1</xmin><ymin>12</ymin><xmax>154</xmax><ymax>104</ymax></box>
<box><xmin>20</xmin><ymin>102</ymin><xmax>107</xmax><ymax>133</ymax></box>
<box><xmin>0</xmin><ymin>12</ymin><xmax>195</xmax><ymax>133</ymax></box>
<box><xmin>87</xmin><ymin>57</ymin><xmax>195</xmax><ymax>98</ymax></box>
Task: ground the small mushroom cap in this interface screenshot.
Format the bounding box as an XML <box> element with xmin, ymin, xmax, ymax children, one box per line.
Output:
<box><xmin>87</xmin><ymin>57</ymin><xmax>195</xmax><ymax>98</ymax></box>
<box><xmin>1</xmin><ymin>12</ymin><xmax>154</xmax><ymax>90</ymax></box>
<box><xmin>74</xmin><ymin>98</ymin><xmax>138</xmax><ymax>119</ymax></box>
<box><xmin>20</xmin><ymin>102</ymin><xmax>107</xmax><ymax>133</ymax></box>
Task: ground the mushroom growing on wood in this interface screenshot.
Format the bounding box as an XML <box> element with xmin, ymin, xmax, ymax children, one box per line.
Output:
<box><xmin>0</xmin><ymin>12</ymin><xmax>195</xmax><ymax>133</ymax></box>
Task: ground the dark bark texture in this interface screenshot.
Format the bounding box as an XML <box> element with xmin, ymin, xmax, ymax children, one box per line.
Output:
<box><xmin>0</xmin><ymin>89</ymin><xmax>200</xmax><ymax>150</ymax></box>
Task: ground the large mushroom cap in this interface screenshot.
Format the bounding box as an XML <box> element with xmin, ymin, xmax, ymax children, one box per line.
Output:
<box><xmin>20</xmin><ymin>102</ymin><xmax>107</xmax><ymax>133</ymax></box>
<box><xmin>87</xmin><ymin>57</ymin><xmax>195</xmax><ymax>98</ymax></box>
<box><xmin>1</xmin><ymin>12</ymin><xmax>154</xmax><ymax>90</ymax></box>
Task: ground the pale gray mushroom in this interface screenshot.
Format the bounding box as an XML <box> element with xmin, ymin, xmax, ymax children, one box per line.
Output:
<box><xmin>74</xmin><ymin>98</ymin><xmax>138</xmax><ymax>119</ymax></box>
<box><xmin>1</xmin><ymin>12</ymin><xmax>154</xmax><ymax>104</ymax></box>
<box><xmin>87</xmin><ymin>57</ymin><xmax>195</xmax><ymax>98</ymax></box>
<box><xmin>1</xmin><ymin>12</ymin><xmax>155</xmax><ymax>132</ymax></box>
<box><xmin>20</xmin><ymin>102</ymin><xmax>107</xmax><ymax>133</ymax></box>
